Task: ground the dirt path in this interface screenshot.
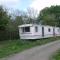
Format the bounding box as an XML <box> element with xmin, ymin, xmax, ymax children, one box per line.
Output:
<box><xmin>1</xmin><ymin>40</ymin><xmax>60</xmax><ymax>60</ymax></box>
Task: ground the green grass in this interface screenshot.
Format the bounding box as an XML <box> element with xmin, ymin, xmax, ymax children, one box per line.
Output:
<box><xmin>51</xmin><ymin>49</ymin><xmax>60</xmax><ymax>60</ymax></box>
<box><xmin>0</xmin><ymin>36</ymin><xmax>60</xmax><ymax>58</ymax></box>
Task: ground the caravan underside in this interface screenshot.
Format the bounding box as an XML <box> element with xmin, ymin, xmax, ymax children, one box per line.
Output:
<box><xmin>20</xmin><ymin>34</ymin><xmax>58</xmax><ymax>39</ymax></box>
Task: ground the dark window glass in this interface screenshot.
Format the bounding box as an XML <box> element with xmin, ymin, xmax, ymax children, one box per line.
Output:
<box><xmin>25</xmin><ymin>27</ymin><xmax>30</xmax><ymax>32</ymax></box>
<box><xmin>48</xmin><ymin>28</ymin><xmax>51</xmax><ymax>32</ymax></box>
<box><xmin>22</xmin><ymin>27</ymin><xmax>30</xmax><ymax>32</ymax></box>
<box><xmin>35</xmin><ymin>26</ymin><xmax>38</xmax><ymax>32</ymax></box>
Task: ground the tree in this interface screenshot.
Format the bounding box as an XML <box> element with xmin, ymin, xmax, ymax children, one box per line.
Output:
<box><xmin>38</xmin><ymin>5</ymin><xmax>60</xmax><ymax>26</ymax></box>
<box><xmin>14</xmin><ymin>16</ymin><xmax>24</xmax><ymax>31</ymax></box>
<box><xmin>11</xmin><ymin>8</ymin><xmax>38</xmax><ymax>24</ymax></box>
<box><xmin>0</xmin><ymin>6</ymin><xmax>10</xmax><ymax>30</ymax></box>
<box><xmin>26</xmin><ymin>8</ymin><xmax>38</xmax><ymax>24</ymax></box>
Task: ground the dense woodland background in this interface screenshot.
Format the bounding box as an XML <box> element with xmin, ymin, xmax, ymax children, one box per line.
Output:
<box><xmin>0</xmin><ymin>5</ymin><xmax>60</xmax><ymax>40</ymax></box>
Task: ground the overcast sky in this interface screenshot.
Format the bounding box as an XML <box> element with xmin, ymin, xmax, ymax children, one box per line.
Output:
<box><xmin>0</xmin><ymin>0</ymin><xmax>60</xmax><ymax>12</ymax></box>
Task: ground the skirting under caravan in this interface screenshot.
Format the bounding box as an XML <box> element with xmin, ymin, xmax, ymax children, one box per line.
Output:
<box><xmin>18</xmin><ymin>24</ymin><xmax>60</xmax><ymax>39</ymax></box>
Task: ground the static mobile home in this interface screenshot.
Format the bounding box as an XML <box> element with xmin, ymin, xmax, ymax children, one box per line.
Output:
<box><xmin>18</xmin><ymin>24</ymin><xmax>60</xmax><ymax>39</ymax></box>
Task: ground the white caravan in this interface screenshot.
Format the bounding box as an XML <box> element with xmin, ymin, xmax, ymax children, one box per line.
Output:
<box><xmin>18</xmin><ymin>24</ymin><xmax>60</xmax><ymax>39</ymax></box>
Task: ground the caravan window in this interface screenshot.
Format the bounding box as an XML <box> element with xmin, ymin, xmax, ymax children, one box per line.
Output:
<box><xmin>25</xmin><ymin>27</ymin><xmax>30</xmax><ymax>32</ymax></box>
<box><xmin>22</xmin><ymin>27</ymin><xmax>30</xmax><ymax>32</ymax></box>
<box><xmin>35</xmin><ymin>26</ymin><xmax>38</xmax><ymax>32</ymax></box>
<box><xmin>48</xmin><ymin>28</ymin><xmax>51</xmax><ymax>32</ymax></box>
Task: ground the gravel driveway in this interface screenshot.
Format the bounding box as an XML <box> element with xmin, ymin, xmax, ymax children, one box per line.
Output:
<box><xmin>1</xmin><ymin>40</ymin><xmax>60</xmax><ymax>60</ymax></box>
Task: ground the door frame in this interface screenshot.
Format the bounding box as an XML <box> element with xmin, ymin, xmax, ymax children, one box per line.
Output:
<box><xmin>42</xmin><ymin>27</ymin><xmax>44</xmax><ymax>37</ymax></box>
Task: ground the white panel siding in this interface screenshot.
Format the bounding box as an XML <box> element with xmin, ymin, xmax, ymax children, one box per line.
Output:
<box><xmin>44</xmin><ymin>26</ymin><xmax>53</xmax><ymax>35</ymax></box>
<box><xmin>33</xmin><ymin>25</ymin><xmax>42</xmax><ymax>36</ymax></box>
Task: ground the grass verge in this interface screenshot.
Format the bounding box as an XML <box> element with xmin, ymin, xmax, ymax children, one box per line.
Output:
<box><xmin>50</xmin><ymin>49</ymin><xmax>60</xmax><ymax>60</ymax></box>
<box><xmin>0</xmin><ymin>36</ymin><xmax>60</xmax><ymax>58</ymax></box>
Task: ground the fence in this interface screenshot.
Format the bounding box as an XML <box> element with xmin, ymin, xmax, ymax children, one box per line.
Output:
<box><xmin>0</xmin><ymin>30</ymin><xmax>19</xmax><ymax>40</ymax></box>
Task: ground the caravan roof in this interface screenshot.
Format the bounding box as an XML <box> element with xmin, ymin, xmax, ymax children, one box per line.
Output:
<box><xmin>18</xmin><ymin>24</ymin><xmax>33</xmax><ymax>27</ymax></box>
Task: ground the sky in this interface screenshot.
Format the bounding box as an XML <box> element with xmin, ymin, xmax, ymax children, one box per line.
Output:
<box><xmin>0</xmin><ymin>0</ymin><xmax>60</xmax><ymax>13</ymax></box>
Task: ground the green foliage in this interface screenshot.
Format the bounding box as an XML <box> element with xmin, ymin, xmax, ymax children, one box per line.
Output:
<box><xmin>14</xmin><ymin>16</ymin><xmax>24</xmax><ymax>30</ymax></box>
<box><xmin>0</xmin><ymin>6</ymin><xmax>10</xmax><ymax>30</ymax></box>
<box><xmin>38</xmin><ymin>5</ymin><xmax>60</xmax><ymax>26</ymax></box>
